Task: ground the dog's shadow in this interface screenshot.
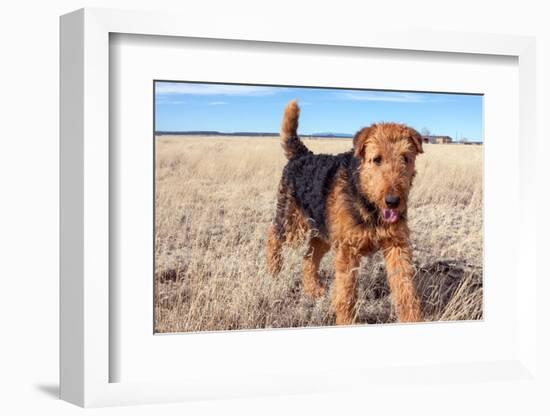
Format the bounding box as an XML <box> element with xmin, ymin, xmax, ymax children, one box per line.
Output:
<box><xmin>416</xmin><ymin>260</ymin><xmax>482</xmax><ymax>315</ymax></box>
<box><xmin>351</xmin><ymin>259</ymin><xmax>483</xmax><ymax>324</ymax></box>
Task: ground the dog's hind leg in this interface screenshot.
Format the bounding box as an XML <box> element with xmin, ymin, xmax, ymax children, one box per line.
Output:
<box><xmin>266</xmin><ymin>223</ymin><xmax>283</xmax><ymax>275</ymax></box>
<box><xmin>266</xmin><ymin>180</ymin><xmax>291</xmax><ymax>275</ymax></box>
<box><xmin>302</xmin><ymin>237</ymin><xmax>330</xmax><ymax>298</ymax></box>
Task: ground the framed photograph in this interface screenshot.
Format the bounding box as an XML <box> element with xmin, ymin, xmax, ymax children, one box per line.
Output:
<box><xmin>60</xmin><ymin>8</ymin><xmax>538</xmax><ymax>408</ymax></box>
<box><xmin>152</xmin><ymin>81</ymin><xmax>484</xmax><ymax>332</ymax></box>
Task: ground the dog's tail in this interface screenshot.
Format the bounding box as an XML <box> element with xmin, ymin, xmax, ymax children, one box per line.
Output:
<box><xmin>280</xmin><ymin>100</ymin><xmax>310</xmax><ymax>160</ymax></box>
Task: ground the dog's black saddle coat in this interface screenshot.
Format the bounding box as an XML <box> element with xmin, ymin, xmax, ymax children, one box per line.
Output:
<box><xmin>282</xmin><ymin>145</ymin><xmax>378</xmax><ymax>238</ymax></box>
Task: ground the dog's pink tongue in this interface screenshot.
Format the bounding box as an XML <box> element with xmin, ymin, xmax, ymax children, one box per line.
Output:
<box><xmin>383</xmin><ymin>209</ymin><xmax>399</xmax><ymax>223</ymax></box>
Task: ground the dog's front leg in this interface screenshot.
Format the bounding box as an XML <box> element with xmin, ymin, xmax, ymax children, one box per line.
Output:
<box><xmin>382</xmin><ymin>242</ymin><xmax>422</xmax><ymax>323</ymax></box>
<box><xmin>332</xmin><ymin>245</ymin><xmax>360</xmax><ymax>325</ymax></box>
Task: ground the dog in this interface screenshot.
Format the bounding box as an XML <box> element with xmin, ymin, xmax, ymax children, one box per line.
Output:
<box><xmin>266</xmin><ymin>100</ymin><xmax>423</xmax><ymax>325</ymax></box>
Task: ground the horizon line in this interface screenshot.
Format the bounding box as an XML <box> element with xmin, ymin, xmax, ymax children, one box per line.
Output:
<box><xmin>154</xmin><ymin>130</ymin><xmax>483</xmax><ymax>142</ymax></box>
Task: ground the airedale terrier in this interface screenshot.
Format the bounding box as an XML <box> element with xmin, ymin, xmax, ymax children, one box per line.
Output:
<box><xmin>266</xmin><ymin>100</ymin><xmax>423</xmax><ymax>325</ymax></box>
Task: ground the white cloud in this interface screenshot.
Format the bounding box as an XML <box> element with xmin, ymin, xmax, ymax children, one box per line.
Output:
<box><xmin>336</xmin><ymin>91</ymin><xmax>431</xmax><ymax>103</ymax></box>
<box><xmin>157</xmin><ymin>99</ymin><xmax>186</xmax><ymax>105</ymax></box>
<box><xmin>155</xmin><ymin>82</ymin><xmax>282</xmax><ymax>96</ymax></box>
<box><xmin>208</xmin><ymin>101</ymin><xmax>228</xmax><ymax>105</ymax></box>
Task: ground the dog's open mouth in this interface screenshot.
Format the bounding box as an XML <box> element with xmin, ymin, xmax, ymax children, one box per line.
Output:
<box><xmin>382</xmin><ymin>208</ymin><xmax>399</xmax><ymax>223</ymax></box>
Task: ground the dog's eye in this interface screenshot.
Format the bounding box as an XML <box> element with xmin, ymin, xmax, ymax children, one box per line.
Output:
<box><xmin>401</xmin><ymin>155</ymin><xmax>409</xmax><ymax>164</ymax></box>
<box><xmin>373</xmin><ymin>156</ymin><xmax>382</xmax><ymax>165</ymax></box>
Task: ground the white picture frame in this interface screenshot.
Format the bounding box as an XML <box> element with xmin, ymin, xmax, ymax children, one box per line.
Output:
<box><xmin>60</xmin><ymin>7</ymin><xmax>538</xmax><ymax>408</ymax></box>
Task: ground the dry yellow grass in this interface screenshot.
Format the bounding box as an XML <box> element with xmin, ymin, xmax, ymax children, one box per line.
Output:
<box><xmin>154</xmin><ymin>135</ymin><xmax>483</xmax><ymax>333</ymax></box>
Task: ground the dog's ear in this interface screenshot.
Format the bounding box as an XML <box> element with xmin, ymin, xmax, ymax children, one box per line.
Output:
<box><xmin>353</xmin><ymin>127</ymin><xmax>373</xmax><ymax>158</ymax></box>
<box><xmin>408</xmin><ymin>129</ymin><xmax>424</xmax><ymax>154</ymax></box>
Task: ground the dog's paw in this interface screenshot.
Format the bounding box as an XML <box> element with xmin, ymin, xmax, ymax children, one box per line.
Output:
<box><xmin>304</xmin><ymin>282</ymin><xmax>326</xmax><ymax>299</ymax></box>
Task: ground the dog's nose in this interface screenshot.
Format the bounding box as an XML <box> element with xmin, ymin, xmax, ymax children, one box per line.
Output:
<box><xmin>385</xmin><ymin>194</ymin><xmax>400</xmax><ymax>208</ymax></box>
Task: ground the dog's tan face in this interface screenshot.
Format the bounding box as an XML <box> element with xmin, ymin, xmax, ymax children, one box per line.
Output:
<box><xmin>353</xmin><ymin>123</ymin><xmax>423</xmax><ymax>224</ymax></box>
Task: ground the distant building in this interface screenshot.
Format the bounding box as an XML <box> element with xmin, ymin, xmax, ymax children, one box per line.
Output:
<box><xmin>435</xmin><ymin>136</ymin><xmax>452</xmax><ymax>144</ymax></box>
<box><xmin>422</xmin><ymin>135</ymin><xmax>453</xmax><ymax>144</ymax></box>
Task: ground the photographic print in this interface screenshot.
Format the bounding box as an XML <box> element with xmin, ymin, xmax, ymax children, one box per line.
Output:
<box><xmin>154</xmin><ymin>81</ymin><xmax>483</xmax><ymax>333</ymax></box>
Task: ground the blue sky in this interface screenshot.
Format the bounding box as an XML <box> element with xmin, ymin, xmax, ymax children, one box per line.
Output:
<box><xmin>155</xmin><ymin>81</ymin><xmax>483</xmax><ymax>141</ymax></box>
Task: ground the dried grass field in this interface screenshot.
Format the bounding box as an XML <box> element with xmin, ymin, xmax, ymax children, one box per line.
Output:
<box><xmin>154</xmin><ymin>135</ymin><xmax>483</xmax><ymax>333</ymax></box>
